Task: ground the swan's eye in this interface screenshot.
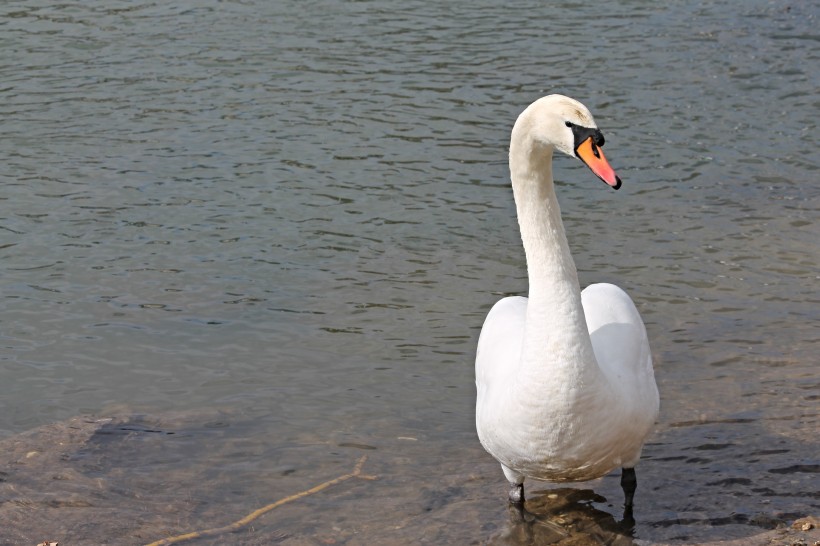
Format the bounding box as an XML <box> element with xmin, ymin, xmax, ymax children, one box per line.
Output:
<box><xmin>565</xmin><ymin>121</ymin><xmax>573</xmax><ymax>128</ymax></box>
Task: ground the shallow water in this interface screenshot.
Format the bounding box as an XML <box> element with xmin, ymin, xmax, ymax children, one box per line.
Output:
<box><xmin>1</xmin><ymin>0</ymin><xmax>818</xmax><ymax>544</ymax></box>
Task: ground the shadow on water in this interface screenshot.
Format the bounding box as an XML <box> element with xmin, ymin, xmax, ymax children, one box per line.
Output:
<box><xmin>489</xmin><ymin>488</ymin><xmax>636</xmax><ymax>546</ymax></box>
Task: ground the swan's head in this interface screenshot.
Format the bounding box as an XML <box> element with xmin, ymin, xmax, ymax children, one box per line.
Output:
<box><xmin>515</xmin><ymin>94</ymin><xmax>622</xmax><ymax>190</ymax></box>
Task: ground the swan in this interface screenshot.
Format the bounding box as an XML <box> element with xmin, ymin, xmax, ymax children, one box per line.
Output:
<box><xmin>475</xmin><ymin>95</ymin><xmax>659</xmax><ymax>510</ymax></box>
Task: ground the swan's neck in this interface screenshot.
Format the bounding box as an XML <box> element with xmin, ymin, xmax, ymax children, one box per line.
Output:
<box><xmin>509</xmin><ymin>137</ymin><xmax>598</xmax><ymax>388</ymax></box>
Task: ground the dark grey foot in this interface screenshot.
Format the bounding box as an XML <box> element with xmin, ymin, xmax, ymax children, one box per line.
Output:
<box><xmin>508</xmin><ymin>482</ymin><xmax>525</xmax><ymax>505</ymax></box>
<box><xmin>621</xmin><ymin>467</ymin><xmax>637</xmax><ymax>508</ymax></box>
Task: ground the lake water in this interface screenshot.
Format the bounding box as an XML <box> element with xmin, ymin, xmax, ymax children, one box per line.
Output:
<box><xmin>1</xmin><ymin>0</ymin><xmax>817</xmax><ymax>544</ymax></box>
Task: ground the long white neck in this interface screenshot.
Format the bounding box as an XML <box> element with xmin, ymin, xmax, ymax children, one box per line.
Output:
<box><xmin>508</xmin><ymin>127</ymin><xmax>600</xmax><ymax>391</ymax></box>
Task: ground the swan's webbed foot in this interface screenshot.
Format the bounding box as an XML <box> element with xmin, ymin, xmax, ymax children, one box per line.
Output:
<box><xmin>508</xmin><ymin>481</ymin><xmax>525</xmax><ymax>505</ymax></box>
<box><xmin>621</xmin><ymin>467</ymin><xmax>637</xmax><ymax>508</ymax></box>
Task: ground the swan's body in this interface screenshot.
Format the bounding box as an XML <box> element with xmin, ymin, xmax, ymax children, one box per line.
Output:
<box><xmin>475</xmin><ymin>95</ymin><xmax>659</xmax><ymax>507</ymax></box>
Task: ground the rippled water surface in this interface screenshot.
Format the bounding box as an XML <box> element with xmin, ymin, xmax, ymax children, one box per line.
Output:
<box><xmin>1</xmin><ymin>1</ymin><xmax>817</xmax><ymax>544</ymax></box>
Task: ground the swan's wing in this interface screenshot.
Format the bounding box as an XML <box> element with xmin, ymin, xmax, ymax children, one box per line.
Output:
<box><xmin>581</xmin><ymin>282</ymin><xmax>657</xmax><ymax>409</ymax></box>
<box><xmin>475</xmin><ymin>296</ymin><xmax>527</xmax><ymax>394</ymax></box>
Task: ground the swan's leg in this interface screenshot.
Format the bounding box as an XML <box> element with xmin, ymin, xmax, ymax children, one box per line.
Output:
<box><xmin>501</xmin><ymin>464</ymin><xmax>525</xmax><ymax>504</ymax></box>
<box><xmin>508</xmin><ymin>482</ymin><xmax>524</xmax><ymax>504</ymax></box>
<box><xmin>621</xmin><ymin>467</ymin><xmax>637</xmax><ymax>508</ymax></box>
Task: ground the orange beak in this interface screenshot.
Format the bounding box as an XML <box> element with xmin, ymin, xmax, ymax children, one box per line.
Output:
<box><xmin>576</xmin><ymin>137</ymin><xmax>622</xmax><ymax>190</ymax></box>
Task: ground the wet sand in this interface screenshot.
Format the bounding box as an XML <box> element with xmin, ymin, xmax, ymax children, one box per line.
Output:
<box><xmin>1</xmin><ymin>412</ymin><xmax>816</xmax><ymax>545</ymax></box>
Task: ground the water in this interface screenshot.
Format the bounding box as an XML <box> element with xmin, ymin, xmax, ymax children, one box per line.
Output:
<box><xmin>0</xmin><ymin>0</ymin><xmax>817</xmax><ymax>544</ymax></box>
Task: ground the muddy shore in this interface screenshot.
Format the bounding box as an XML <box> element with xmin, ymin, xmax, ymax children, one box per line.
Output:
<box><xmin>1</xmin><ymin>413</ymin><xmax>817</xmax><ymax>546</ymax></box>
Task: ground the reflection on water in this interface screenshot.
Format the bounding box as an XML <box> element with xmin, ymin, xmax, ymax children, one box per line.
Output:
<box><xmin>0</xmin><ymin>0</ymin><xmax>817</xmax><ymax>544</ymax></box>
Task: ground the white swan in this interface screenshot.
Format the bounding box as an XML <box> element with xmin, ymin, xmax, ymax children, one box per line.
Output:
<box><xmin>475</xmin><ymin>95</ymin><xmax>659</xmax><ymax>509</ymax></box>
